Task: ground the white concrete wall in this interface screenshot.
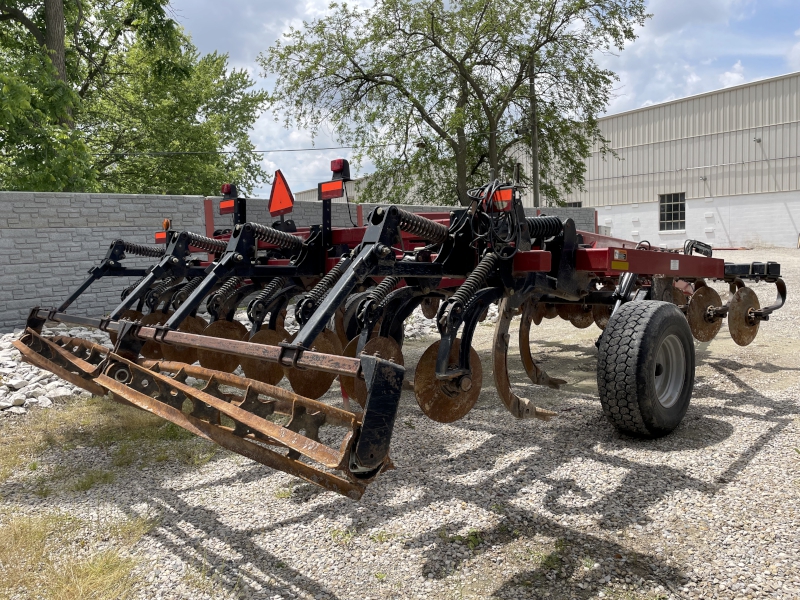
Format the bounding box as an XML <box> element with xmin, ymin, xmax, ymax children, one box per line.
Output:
<box><xmin>596</xmin><ymin>190</ymin><xmax>800</xmax><ymax>248</ymax></box>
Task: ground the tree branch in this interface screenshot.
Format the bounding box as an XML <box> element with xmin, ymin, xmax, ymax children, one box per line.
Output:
<box><xmin>0</xmin><ymin>4</ymin><xmax>46</xmax><ymax>46</ymax></box>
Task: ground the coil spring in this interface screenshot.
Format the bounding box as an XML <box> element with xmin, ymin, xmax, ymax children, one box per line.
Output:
<box><xmin>117</xmin><ymin>240</ymin><xmax>166</xmax><ymax>258</ymax></box>
<box><xmin>396</xmin><ymin>209</ymin><xmax>450</xmax><ymax>244</ymax></box>
<box><xmin>209</xmin><ymin>277</ymin><xmax>243</xmax><ymax>308</ymax></box>
<box><xmin>370</xmin><ymin>276</ymin><xmax>402</xmax><ymax>307</ymax></box>
<box><xmin>171</xmin><ymin>276</ymin><xmax>204</xmax><ymax>309</ymax></box>
<box><xmin>305</xmin><ymin>257</ymin><xmax>349</xmax><ymax>304</ymax></box>
<box><xmin>525</xmin><ymin>216</ymin><xmax>563</xmax><ymax>239</ymax></box>
<box><xmin>450</xmin><ymin>253</ymin><xmax>500</xmax><ymax>306</ymax></box>
<box><xmin>248</xmin><ymin>222</ymin><xmax>304</xmax><ymax>251</ymax></box>
<box><xmin>248</xmin><ymin>277</ymin><xmax>288</xmax><ymax>321</ymax></box>
<box><xmin>120</xmin><ymin>274</ymin><xmax>147</xmax><ymax>300</ymax></box>
<box><xmin>145</xmin><ymin>277</ymin><xmax>177</xmax><ymax>309</ymax></box>
<box><xmin>185</xmin><ymin>232</ymin><xmax>227</xmax><ymax>253</ymax></box>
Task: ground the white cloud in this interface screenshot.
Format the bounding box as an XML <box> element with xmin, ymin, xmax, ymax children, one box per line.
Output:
<box><xmin>719</xmin><ymin>60</ymin><xmax>745</xmax><ymax>87</ymax></box>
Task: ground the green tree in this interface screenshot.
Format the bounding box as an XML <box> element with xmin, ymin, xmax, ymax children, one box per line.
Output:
<box><xmin>0</xmin><ymin>0</ymin><xmax>267</xmax><ymax>194</ymax></box>
<box><xmin>260</xmin><ymin>0</ymin><xmax>648</xmax><ymax>206</ymax></box>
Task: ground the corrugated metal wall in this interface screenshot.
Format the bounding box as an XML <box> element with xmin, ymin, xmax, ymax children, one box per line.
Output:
<box><xmin>564</xmin><ymin>71</ymin><xmax>800</xmax><ymax>207</ymax></box>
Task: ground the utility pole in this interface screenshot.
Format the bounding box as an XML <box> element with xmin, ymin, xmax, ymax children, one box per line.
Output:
<box><xmin>529</xmin><ymin>53</ymin><xmax>540</xmax><ymax>208</ymax></box>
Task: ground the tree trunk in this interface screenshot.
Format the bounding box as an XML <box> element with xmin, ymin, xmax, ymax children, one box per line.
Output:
<box><xmin>454</xmin><ymin>80</ymin><xmax>470</xmax><ymax>206</ymax></box>
<box><xmin>529</xmin><ymin>54</ymin><xmax>540</xmax><ymax>208</ymax></box>
<box><xmin>44</xmin><ymin>0</ymin><xmax>67</xmax><ymax>82</ymax></box>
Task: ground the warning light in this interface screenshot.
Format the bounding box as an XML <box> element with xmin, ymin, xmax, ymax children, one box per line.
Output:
<box><xmin>484</xmin><ymin>187</ymin><xmax>513</xmax><ymax>212</ymax></box>
<box><xmin>154</xmin><ymin>231</ymin><xmax>168</xmax><ymax>243</ymax></box>
<box><xmin>268</xmin><ymin>169</ymin><xmax>294</xmax><ymax>217</ymax></box>
<box><xmin>330</xmin><ymin>158</ymin><xmax>351</xmax><ymax>181</ymax></box>
<box><xmin>221</xmin><ymin>183</ymin><xmax>231</xmax><ymax>195</ymax></box>
<box><xmin>219</xmin><ymin>199</ymin><xmax>235</xmax><ymax>214</ymax></box>
<box><xmin>319</xmin><ymin>179</ymin><xmax>345</xmax><ymax>200</ymax></box>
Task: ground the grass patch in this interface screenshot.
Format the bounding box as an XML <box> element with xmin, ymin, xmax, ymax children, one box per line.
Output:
<box><xmin>70</xmin><ymin>469</ymin><xmax>116</xmax><ymax>492</ymax></box>
<box><xmin>0</xmin><ymin>395</ymin><xmax>217</xmax><ymax>483</ymax></box>
<box><xmin>274</xmin><ymin>486</ymin><xmax>293</xmax><ymax>499</ymax></box>
<box><xmin>0</xmin><ymin>512</ymin><xmax>154</xmax><ymax>600</ymax></box>
<box><xmin>330</xmin><ymin>528</ymin><xmax>356</xmax><ymax>545</ymax></box>
<box><xmin>370</xmin><ymin>530</ymin><xmax>393</xmax><ymax>543</ymax></box>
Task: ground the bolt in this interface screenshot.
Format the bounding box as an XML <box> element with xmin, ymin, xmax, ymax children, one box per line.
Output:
<box><xmin>459</xmin><ymin>377</ymin><xmax>472</xmax><ymax>392</ymax></box>
<box><xmin>171</xmin><ymin>257</ymin><xmax>179</xmax><ymax>264</ymax></box>
<box><xmin>235</xmin><ymin>254</ymin><xmax>244</xmax><ymax>262</ymax></box>
<box><xmin>376</xmin><ymin>207</ymin><xmax>384</xmax><ymax>216</ymax></box>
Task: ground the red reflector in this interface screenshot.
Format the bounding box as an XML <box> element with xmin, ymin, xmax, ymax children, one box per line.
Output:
<box><xmin>268</xmin><ymin>169</ymin><xmax>294</xmax><ymax>216</ymax></box>
<box><xmin>220</xmin><ymin>199</ymin><xmax>235</xmax><ymax>214</ymax></box>
<box><xmin>485</xmin><ymin>188</ymin><xmax>513</xmax><ymax>212</ymax></box>
<box><xmin>331</xmin><ymin>158</ymin><xmax>345</xmax><ymax>173</ymax></box>
<box><xmin>155</xmin><ymin>231</ymin><xmax>167</xmax><ymax>243</ymax></box>
<box><xmin>221</xmin><ymin>183</ymin><xmax>231</xmax><ymax>195</ymax></box>
<box><xmin>319</xmin><ymin>180</ymin><xmax>344</xmax><ymax>200</ymax></box>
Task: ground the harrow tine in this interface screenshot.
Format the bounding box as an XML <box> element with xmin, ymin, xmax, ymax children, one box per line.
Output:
<box><xmin>518</xmin><ymin>300</ymin><xmax>567</xmax><ymax>391</ymax></box>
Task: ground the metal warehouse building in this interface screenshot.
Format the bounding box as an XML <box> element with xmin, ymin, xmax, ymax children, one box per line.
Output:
<box><xmin>563</xmin><ymin>71</ymin><xmax>800</xmax><ymax>248</ymax></box>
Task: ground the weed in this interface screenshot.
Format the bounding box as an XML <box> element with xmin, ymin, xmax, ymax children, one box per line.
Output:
<box><xmin>28</xmin><ymin>461</ymin><xmax>38</xmax><ymax>471</ymax></box>
<box><xmin>404</xmin><ymin>420</ymin><xmax>415</xmax><ymax>429</ymax></box>
<box><xmin>375</xmin><ymin>572</ymin><xmax>387</xmax><ymax>581</ymax></box>
<box><xmin>70</xmin><ymin>469</ymin><xmax>115</xmax><ymax>492</ymax></box>
<box><xmin>582</xmin><ymin>556</ymin><xmax>595</xmax><ymax>569</ymax></box>
<box><xmin>276</xmin><ymin>561</ymin><xmax>287</xmax><ymax>568</ymax></box>
<box><xmin>449</xmin><ymin>528</ymin><xmax>482</xmax><ymax>550</ymax></box>
<box><xmin>490</xmin><ymin>502</ymin><xmax>506</xmax><ymax>514</ymax></box>
<box><xmin>274</xmin><ymin>487</ymin><xmax>293</xmax><ymax>499</ymax></box>
<box><xmin>330</xmin><ymin>528</ymin><xmax>356</xmax><ymax>545</ymax></box>
<box><xmin>370</xmin><ymin>530</ymin><xmax>393</xmax><ymax>543</ymax></box>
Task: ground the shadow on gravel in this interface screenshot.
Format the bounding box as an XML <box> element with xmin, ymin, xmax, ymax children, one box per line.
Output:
<box><xmin>4</xmin><ymin>347</ymin><xmax>798</xmax><ymax>600</ymax></box>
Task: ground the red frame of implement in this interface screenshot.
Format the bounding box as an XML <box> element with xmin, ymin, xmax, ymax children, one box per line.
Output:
<box><xmin>576</xmin><ymin>247</ymin><xmax>724</xmax><ymax>278</ymax></box>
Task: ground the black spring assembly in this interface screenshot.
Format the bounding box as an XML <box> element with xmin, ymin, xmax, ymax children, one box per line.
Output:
<box><xmin>247</xmin><ymin>222</ymin><xmax>304</xmax><ymax>251</ymax></box>
<box><xmin>247</xmin><ymin>277</ymin><xmax>288</xmax><ymax>324</ymax></box>
<box><xmin>170</xmin><ymin>276</ymin><xmax>204</xmax><ymax>310</ymax></box>
<box><xmin>144</xmin><ymin>276</ymin><xmax>177</xmax><ymax>311</ymax></box>
<box><xmin>185</xmin><ymin>232</ymin><xmax>228</xmax><ymax>254</ymax></box>
<box><xmin>357</xmin><ymin>276</ymin><xmax>402</xmax><ymax>326</ymax></box>
<box><xmin>115</xmin><ymin>240</ymin><xmax>166</xmax><ymax>258</ymax></box>
<box><xmin>396</xmin><ymin>208</ymin><xmax>449</xmax><ymax>244</ymax></box>
<box><xmin>440</xmin><ymin>252</ymin><xmax>500</xmax><ymax>328</ymax></box>
<box><xmin>207</xmin><ymin>276</ymin><xmax>244</xmax><ymax>318</ymax></box>
<box><xmin>120</xmin><ymin>274</ymin><xmax>148</xmax><ymax>301</ymax></box>
<box><xmin>525</xmin><ymin>216</ymin><xmax>563</xmax><ymax>240</ymax></box>
<box><xmin>295</xmin><ymin>256</ymin><xmax>349</xmax><ymax>323</ymax></box>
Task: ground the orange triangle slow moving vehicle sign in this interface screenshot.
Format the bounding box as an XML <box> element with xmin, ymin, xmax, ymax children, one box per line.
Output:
<box><xmin>268</xmin><ymin>169</ymin><xmax>294</xmax><ymax>217</ymax></box>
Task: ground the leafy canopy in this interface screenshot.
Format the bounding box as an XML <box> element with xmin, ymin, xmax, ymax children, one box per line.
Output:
<box><xmin>260</xmin><ymin>0</ymin><xmax>648</xmax><ymax>205</ymax></box>
<box><xmin>0</xmin><ymin>0</ymin><xmax>267</xmax><ymax>194</ymax></box>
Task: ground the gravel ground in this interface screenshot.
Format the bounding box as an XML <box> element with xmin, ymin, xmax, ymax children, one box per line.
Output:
<box><xmin>1</xmin><ymin>248</ymin><xmax>799</xmax><ymax>600</ymax></box>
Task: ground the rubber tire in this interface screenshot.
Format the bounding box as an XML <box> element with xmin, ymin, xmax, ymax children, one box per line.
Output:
<box><xmin>597</xmin><ymin>301</ymin><xmax>695</xmax><ymax>437</ymax></box>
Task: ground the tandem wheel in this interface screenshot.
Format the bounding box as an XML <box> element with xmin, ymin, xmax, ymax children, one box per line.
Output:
<box><xmin>597</xmin><ymin>301</ymin><xmax>695</xmax><ymax>437</ymax></box>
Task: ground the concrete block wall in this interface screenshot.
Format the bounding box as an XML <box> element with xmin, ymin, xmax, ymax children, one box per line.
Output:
<box><xmin>0</xmin><ymin>192</ymin><xmax>205</xmax><ymax>332</ymax></box>
<box><xmin>0</xmin><ymin>192</ymin><xmax>596</xmax><ymax>332</ymax></box>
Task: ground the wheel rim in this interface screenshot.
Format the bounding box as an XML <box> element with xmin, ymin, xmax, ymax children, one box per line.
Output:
<box><xmin>654</xmin><ymin>334</ymin><xmax>685</xmax><ymax>408</ymax></box>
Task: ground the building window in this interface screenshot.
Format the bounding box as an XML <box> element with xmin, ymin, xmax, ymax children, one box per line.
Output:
<box><xmin>659</xmin><ymin>193</ymin><xmax>685</xmax><ymax>231</ymax></box>
<box><xmin>565</xmin><ymin>201</ymin><xmax>582</xmax><ymax>208</ymax></box>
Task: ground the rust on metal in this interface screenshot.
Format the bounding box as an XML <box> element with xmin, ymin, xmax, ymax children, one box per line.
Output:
<box><xmin>108</xmin><ymin>310</ymin><xmax>143</xmax><ymax>344</ymax></box>
<box><xmin>284</xmin><ymin>329</ymin><xmax>339</xmax><ymax>399</ymax></box>
<box><xmin>568</xmin><ymin>305</ymin><xmax>595</xmax><ymax>329</ymax></box>
<box><xmin>197</xmin><ymin>320</ymin><xmax>248</xmax><ymax>372</ymax></box>
<box><xmin>240</xmin><ymin>328</ymin><xmax>287</xmax><ymax>385</ymax></box>
<box><xmin>728</xmin><ymin>286</ymin><xmax>760</xmax><ymax>346</ymax></box>
<box><xmin>518</xmin><ymin>301</ymin><xmax>566</xmax><ymax>391</ymax></box>
<box><xmin>161</xmin><ymin>315</ymin><xmax>207</xmax><ymax>363</ymax></box>
<box><xmin>139</xmin><ymin>312</ymin><xmax>171</xmax><ymax>359</ymax></box>
<box><xmin>495</xmin><ymin>298</ymin><xmax>559</xmax><ymax>420</ymax></box>
<box><xmin>687</xmin><ymin>286</ymin><xmax>723</xmax><ymax>342</ymax></box>
<box><xmin>414</xmin><ymin>338</ymin><xmax>482</xmax><ymax>423</ymax></box>
<box><xmin>349</xmin><ymin>336</ymin><xmax>404</xmax><ymax>407</ymax></box>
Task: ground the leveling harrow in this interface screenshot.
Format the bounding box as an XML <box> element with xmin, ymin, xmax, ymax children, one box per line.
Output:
<box><xmin>15</xmin><ymin>163</ymin><xmax>787</xmax><ymax>499</ymax></box>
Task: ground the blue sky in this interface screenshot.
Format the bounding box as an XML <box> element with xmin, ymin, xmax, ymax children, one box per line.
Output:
<box><xmin>169</xmin><ymin>0</ymin><xmax>800</xmax><ymax>196</ymax></box>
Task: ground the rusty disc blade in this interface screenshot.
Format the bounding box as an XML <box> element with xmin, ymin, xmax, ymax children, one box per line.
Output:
<box><xmin>197</xmin><ymin>320</ymin><xmax>248</xmax><ymax>373</ymax></box>
<box><xmin>687</xmin><ymin>286</ymin><xmax>723</xmax><ymax>342</ymax></box>
<box><xmin>673</xmin><ymin>286</ymin><xmax>687</xmax><ymax>306</ymax></box>
<box><xmin>340</xmin><ymin>337</ymin><xmax>360</xmax><ymax>399</ymax></box>
<box><xmin>284</xmin><ymin>329</ymin><xmax>338</xmax><ymax>399</ymax></box>
<box><xmin>728</xmin><ymin>286</ymin><xmax>760</xmax><ymax>347</ymax></box>
<box><xmin>334</xmin><ymin>306</ymin><xmax>349</xmax><ymax>349</ymax></box>
<box><xmin>414</xmin><ymin>339</ymin><xmax>482</xmax><ymax>423</ymax></box>
<box><xmin>568</xmin><ymin>306</ymin><xmax>595</xmax><ymax>329</ymax></box>
<box><xmin>162</xmin><ymin>315</ymin><xmax>207</xmax><ymax>363</ymax></box>
<box><xmin>529</xmin><ymin>302</ymin><xmax>545</xmax><ymax>326</ymax></box>
<box><xmin>324</xmin><ymin>324</ymin><xmax>344</xmax><ymax>356</ymax></box>
<box><xmin>240</xmin><ymin>328</ymin><xmax>287</xmax><ymax>385</ymax></box>
<box><xmin>557</xmin><ymin>303</ymin><xmax>581</xmax><ymax>321</ymax></box>
<box><xmin>109</xmin><ymin>310</ymin><xmax>143</xmax><ymax>345</ymax></box>
<box><xmin>592</xmin><ymin>305</ymin><xmax>612</xmax><ymax>331</ymax></box>
<box><xmin>421</xmin><ymin>297</ymin><xmax>440</xmax><ymax>319</ymax></box>
<box><xmin>139</xmin><ymin>312</ymin><xmax>171</xmax><ymax>359</ymax></box>
<box><xmin>543</xmin><ymin>304</ymin><xmax>558</xmax><ymax>319</ymax></box>
<box><xmin>349</xmin><ymin>336</ymin><xmax>405</xmax><ymax>407</ymax></box>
